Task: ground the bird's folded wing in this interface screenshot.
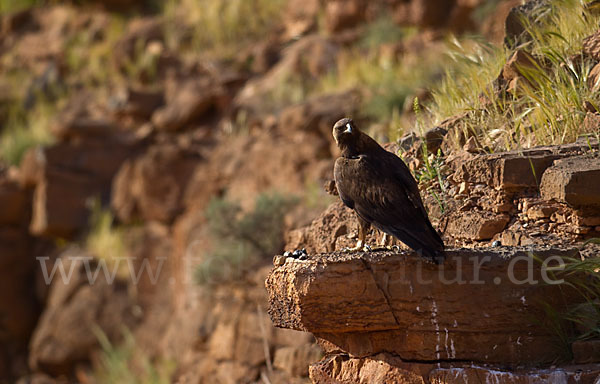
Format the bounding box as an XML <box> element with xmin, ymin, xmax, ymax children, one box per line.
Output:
<box><xmin>335</xmin><ymin>155</ymin><xmax>443</xmax><ymax>252</ymax></box>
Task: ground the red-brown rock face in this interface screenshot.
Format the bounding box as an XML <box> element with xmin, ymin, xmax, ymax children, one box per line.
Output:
<box><xmin>266</xmin><ymin>245</ymin><xmax>600</xmax><ymax>383</ymax></box>
<box><xmin>267</xmin><ymin>247</ymin><xmax>583</xmax><ymax>364</ymax></box>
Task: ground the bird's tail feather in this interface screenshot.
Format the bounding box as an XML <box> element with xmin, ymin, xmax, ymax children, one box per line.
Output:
<box><xmin>381</xmin><ymin>224</ymin><xmax>445</xmax><ymax>263</ymax></box>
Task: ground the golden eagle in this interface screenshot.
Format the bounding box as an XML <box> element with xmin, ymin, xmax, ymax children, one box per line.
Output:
<box><xmin>333</xmin><ymin>118</ymin><xmax>445</xmax><ymax>262</ymax></box>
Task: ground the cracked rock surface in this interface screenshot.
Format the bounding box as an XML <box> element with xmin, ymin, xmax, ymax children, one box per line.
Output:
<box><xmin>267</xmin><ymin>247</ymin><xmax>582</xmax><ymax>364</ymax></box>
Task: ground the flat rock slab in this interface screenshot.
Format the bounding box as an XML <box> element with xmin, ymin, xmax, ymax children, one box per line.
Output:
<box><xmin>451</xmin><ymin>142</ymin><xmax>598</xmax><ymax>192</ymax></box>
<box><xmin>266</xmin><ymin>247</ymin><xmax>582</xmax><ymax>364</ymax></box>
<box><xmin>540</xmin><ymin>154</ymin><xmax>600</xmax><ymax>210</ymax></box>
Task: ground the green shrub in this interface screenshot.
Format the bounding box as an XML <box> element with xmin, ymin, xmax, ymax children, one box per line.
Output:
<box><xmin>93</xmin><ymin>329</ymin><xmax>175</xmax><ymax>384</ymax></box>
<box><xmin>359</xmin><ymin>16</ymin><xmax>415</xmax><ymax>49</ymax></box>
<box><xmin>0</xmin><ymin>101</ymin><xmax>55</xmax><ymax>166</ymax></box>
<box><xmin>164</xmin><ymin>0</ymin><xmax>286</xmax><ymax>56</ymax></box>
<box><xmin>86</xmin><ymin>200</ymin><xmax>129</xmax><ymax>278</ymax></box>
<box><xmin>64</xmin><ymin>17</ymin><xmax>127</xmax><ymax>87</ymax></box>
<box><xmin>0</xmin><ymin>0</ymin><xmax>42</xmax><ymax>14</ymax></box>
<box><xmin>537</xmin><ymin>240</ymin><xmax>600</xmax><ymax>360</ymax></box>
<box><xmin>196</xmin><ymin>192</ymin><xmax>298</xmax><ymax>284</ymax></box>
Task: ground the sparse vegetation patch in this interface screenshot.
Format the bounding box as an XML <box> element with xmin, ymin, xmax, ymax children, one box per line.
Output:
<box><xmin>196</xmin><ymin>192</ymin><xmax>298</xmax><ymax>285</ymax></box>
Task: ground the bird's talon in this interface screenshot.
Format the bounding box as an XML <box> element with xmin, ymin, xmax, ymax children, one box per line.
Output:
<box><xmin>391</xmin><ymin>245</ymin><xmax>401</xmax><ymax>252</ymax></box>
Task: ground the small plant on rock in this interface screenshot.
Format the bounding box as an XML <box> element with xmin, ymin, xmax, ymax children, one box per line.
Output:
<box><xmin>86</xmin><ymin>200</ymin><xmax>129</xmax><ymax>279</ymax></box>
<box><xmin>93</xmin><ymin>328</ymin><xmax>175</xmax><ymax>384</ymax></box>
<box><xmin>0</xmin><ymin>100</ymin><xmax>56</xmax><ymax>166</ymax></box>
<box><xmin>537</xmin><ymin>240</ymin><xmax>600</xmax><ymax>360</ymax></box>
<box><xmin>195</xmin><ymin>192</ymin><xmax>298</xmax><ymax>285</ymax></box>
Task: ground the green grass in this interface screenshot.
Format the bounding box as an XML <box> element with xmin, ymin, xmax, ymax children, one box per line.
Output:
<box><xmin>536</xmin><ymin>240</ymin><xmax>600</xmax><ymax>360</ymax></box>
<box><xmin>359</xmin><ymin>16</ymin><xmax>416</xmax><ymax>49</ymax></box>
<box><xmin>93</xmin><ymin>329</ymin><xmax>175</xmax><ymax>384</ymax></box>
<box><xmin>0</xmin><ymin>100</ymin><xmax>56</xmax><ymax>166</ymax></box>
<box><xmin>0</xmin><ymin>0</ymin><xmax>42</xmax><ymax>14</ymax></box>
<box><xmin>195</xmin><ymin>192</ymin><xmax>298</xmax><ymax>285</ymax></box>
<box><xmin>64</xmin><ymin>16</ymin><xmax>128</xmax><ymax>87</ymax></box>
<box><xmin>86</xmin><ymin>201</ymin><xmax>129</xmax><ymax>278</ymax></box>
<box><xmin>163</xmin><ymin>0</ymin><xmax>286</xmax><ymax>56</ymax></box>
<box><xmin>318</xmin><ymin>43</ymin><xmax>447</xmax><ymax>139</ymax></box>
<box><xmin>427</xmin><ymin>0</ymin><xmax>600</xmax><ymax>152</ymax></box>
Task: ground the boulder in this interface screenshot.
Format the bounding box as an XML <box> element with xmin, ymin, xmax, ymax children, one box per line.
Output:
<box><xmin>285</xmin><ymin>202</ymin><xmax>373</xmax><ymax>254</ymax></box>
<box><xmin>30</xmin><ymin>168</ymin><xmax>94</xmax><ymax>238</ymax></box>
<box><xmin>28</xmin><ymin>248</ymin><xmax>140</xmax><ymax>375</ymax></box>
<box><xmin>234</xmin><ymin>35</ymin><xmax>340</xmax><ymax>114</ymax></box>
<box><xmin>113</xmin><ymin>16</ymin><xmax>164</xmax><ymax>68</ymax></box>
<box><xmin>450</xmin><ymin>143</ymin><xmax>598</xmax><ymax>193</ymax></box>
<box><xmin>588</xmin><ymin>62</ymin><xmax>600</xmax><ymax>92</ymax></box>
<box><xmin>0</xmin><ymin>177</ymin><xmax>28</xmax><ymax>226</ymax></box>
<box><xmin>480</xmin><ymin>0</ymin><xmax>521</xmax><ymax>43</ymax></box>
<box><xmin>112</xmin><ymin>143</ymin><xmax>200</xmax><ymax>223</ymax></box>
<box><xmin>504</xmin><ymin>0</ymin><xmax>550</xmax><ymax>48</ymax></box>
<box><xmin>109</xmin><ymin>87</ymin><xmax>165</xmax><ymax>120</ymax></box>
<box><xmin>278</xmin><ymin>90</ymin><xmax>361</xmax><ymax>153</ymax></box>
<box><xmin>325</xmin><ymin>0</ymin><xmax>367</xmax><ymax>33</ymax></box>
<box><xmin>0</xmin><ymin>228</ymin><xmax>36</xmax><ymax>379</ymax></box>
<box><xmin>394</xmin><ymin>0</ymin><xmax>458</xmax><ymax>28</ymax></box>
<box><xmin>446</xmin><ymin>0</ymin><xmax>478</xmax><ymax>33</ymax></box>
<box><xmin>151</xmin><ymin>79</ymin><xmax>222</xmax><ymax>132</ymax></box>
<box><xmin>583</xmin><ymin>29</ymin><xmax>600</xmax><ymax>61</ymax></box>
<box><xmin>540</xmin><ymin>154</ymin><xmax>600</xmax><ymax>211</ymax></box>
<box><xmin>443</xmin><ymin>210</ymin><xmax>510</xmax><ymax>240</ymax></box>
<box><xmin>266</xmin><ymin>247</ymin><xmax>583</xmax><ymax>364</ymax></box>
<box><xmin>502</xmin><ymin>49</ymin><xmax>541</xmax><ymax>93</ymax></box>
<box><xmin>28</xmin><ymin>137</ymin><xmax>135</xmax><ymax>238</ymax></box>
<box><xmin>283</xmin><ymin>0</ymin><xmax>320</xmax><ymax>38</ymax></box>
<box><xmin>310</xmin><ymin>353</ymin><xmax>427</xmax><ymax>384</ymax></box>
<box><xmin>273</xmin><ymin>344</ymin><xmax>322</xmax><ymax>377</ymax></box>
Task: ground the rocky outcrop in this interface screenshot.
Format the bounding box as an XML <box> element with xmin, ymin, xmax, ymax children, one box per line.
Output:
<box><xmin>151</xmin><ymin>78</ymin><xmax>224</xmax><ymax>132</ymax></box>
<box><xmin>24</xmin><ymin>137</ymin><xmax>135</xmax><ymax>238</ymax></box>
<box><xmin>163</xmin><ymin>265</ymin><xmax>322</xmax><ymax>384</ymax></box>
<box><xmin>267</xmin><ymin>247</ymin><xmax>582</xmax><ymax>364</ymax></box>
<box><xmin>310</xmin><ymin>353</ymin><xmax>600</xmax><ymax>384</ymax></box>
<box><xmin>28</xmin><ymin>248</ymin><xmax>140</xmax><ymax>376</ymax></box>
<box><xmin>443</xmin><ymin>210</ymin><xmax>510</xmax><ymax>240</ymax></box>
<box><xmin>266</xmin><ymin>247</ymin><xmax>600</xmax><ymax>383</ymax></box>
<box><xmin>540</xmin><ymin>154</ymin><xmax>600</xmax><ymax>211</ymax></box>
<box><xmin>443</xmin><ymin>143</ymin><xmax>600</xmax><ymax>246</ymax></box>
<box><xmin>447</xmin><ymin>142</ymin><xmax>597</xmax><ymax>193</ymax></box>
<box><xmin>234</xmin><ymin>36</ymin><xmax>341</xmax><ymax>114</ymax></box>
<box><xmin>111</xmin><ymin>143</ymin><xmax>200</xmax><ymax>224</ymax></box>
<box><xmin>20</xmin><ymin>96</ymin><xmax>140</xmax><ymax>238</ymax></box>
<box><xmin>3</xmin><ymin>2</ymin><xmax>600</xmax><ymax>383</ymax></box>
<box><xmin>0</xmin><ymin>172</ymin><xmax>38</xmax><ymax>379</ymax></box>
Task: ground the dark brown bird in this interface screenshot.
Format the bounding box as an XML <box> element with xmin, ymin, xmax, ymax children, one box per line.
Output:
<box><xmin>332</xmin><ymin>118</ymin><xmax>445</xmax><ymax>262</ymax></box>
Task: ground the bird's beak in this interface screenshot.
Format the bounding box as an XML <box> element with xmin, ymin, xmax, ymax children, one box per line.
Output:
<box><xmin>344</xmin><ymin>123</ymin><xmax>353</xmax><ymax>134</ymax></box>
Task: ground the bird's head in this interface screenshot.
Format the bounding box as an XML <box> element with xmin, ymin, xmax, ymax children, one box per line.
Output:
<box><xmin>332</xmin><ymin>118</ymin><xmax>360</xmax><ymax>147</ymax></box>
